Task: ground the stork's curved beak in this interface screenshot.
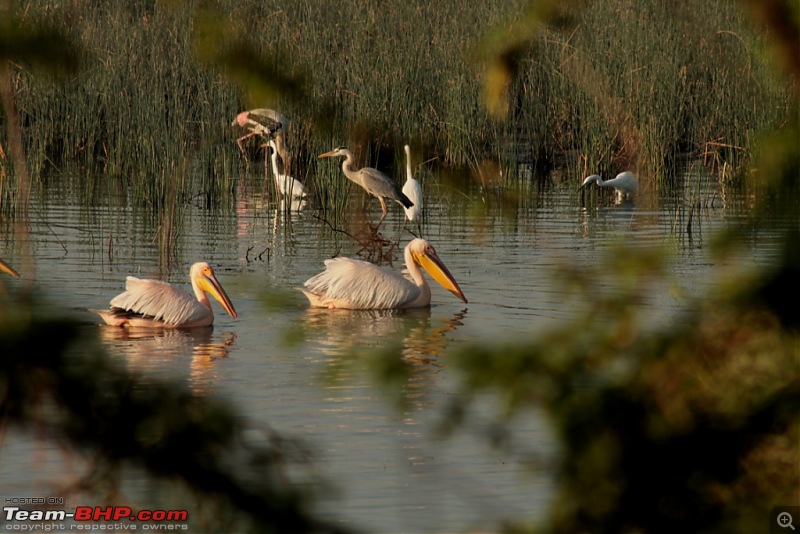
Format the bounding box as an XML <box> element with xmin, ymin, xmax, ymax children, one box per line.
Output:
<box><xmin>413</xmin><ymin>249</ymin><xmax>468</xmax><ymax>304</ymax></box>
<box><xmin>0</xmin><ymin>258</ymin><xmax>20</xmax><ymax>278</ymax></box>
<box><xmin>196</xmin><ymin>273</ymin><xmax>238</xmax><ymax>319</ymax></box>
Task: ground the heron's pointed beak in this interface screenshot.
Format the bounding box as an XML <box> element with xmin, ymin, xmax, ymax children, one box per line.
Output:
<box><xmin>318</xmin><ymin>150</ymin><xmax>337</xmax><ymax>159</ymax></box>
<box><xmin>414</xmin><ymin>250</ymin><xmax>468</xmax><ymax>304</ymax></box>
<box><xmin>0</xmin><ymin>258</ymin><xmax>20</xmax><ymax>278</ymax></box>
<box><xmin>197</xmin><ymin>274</ymin><xmax>238</xmax><ymax>319</ymax></box>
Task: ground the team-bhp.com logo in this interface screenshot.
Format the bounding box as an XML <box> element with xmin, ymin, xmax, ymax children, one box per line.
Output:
<box><xmin>4</xmin><ymin>506</ymin><xmax>188</xmax><ymax>530</ymax></box>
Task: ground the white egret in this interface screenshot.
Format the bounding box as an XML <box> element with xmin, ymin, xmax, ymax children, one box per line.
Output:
<box><xmin>301</xmin><ymin>238</ymin><xmax>467</xmax><ymax>310</ymax></box>
<box><xmin>93</xmin><ymin>262</ymin><xmax>238</xmax><ymax>328</ymax></box>
<box><xmin>318</xmin><ymin>146</ymin><xmax>413</xmax><ymax>227</ymax></box>
<box><xmin>579</xmin><ymin>171</ymin><xmax>639</xmax><ymax>201</ymax></box>
<box><xmin>268</xmin><ymin>140</ymin><xmax>307</xmax><ymax>199</ymax></box>
<box><xmin>402</xmin><ymin>144</ymin><xmax>422</xmax><ymax>223</ymax></box>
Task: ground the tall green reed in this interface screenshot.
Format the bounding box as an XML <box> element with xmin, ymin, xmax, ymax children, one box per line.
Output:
<box><xmin>1</xmin><ymin>0</ymin><xmax>793</xmax><ymax>208</ymax></box>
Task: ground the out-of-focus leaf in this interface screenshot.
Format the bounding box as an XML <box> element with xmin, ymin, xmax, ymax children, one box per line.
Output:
<box><xmin>0</xmin><ymin>19</ymin><xmax>82</xmax><ymax>75</ymax></box>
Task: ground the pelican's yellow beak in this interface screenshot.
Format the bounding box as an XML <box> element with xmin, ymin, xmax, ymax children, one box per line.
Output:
<box><xmin>197</xmin><ymin>273</ymin><xmax>238</xmax><ymax>319</ymax></box>
<box><xmin>318</xmin><ymin>150</ymin><xmax>336</xmax><ymax>159</ymax></box>
<box><xmin>0</xmin><ymin>258</ymin><xmax>20</xmax><ymax>278</ymax></box>
<box><xmin>413</xmin><ymin>249</ymin><xmax>468</xmax><ymax>304</ymax></box>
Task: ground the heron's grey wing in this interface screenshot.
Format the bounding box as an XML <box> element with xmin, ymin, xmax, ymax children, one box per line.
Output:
<box><xmin>303</xmin><ymin>258</ymin><xmax>419</xmax><ymax>309</ymax></box>
<box><xmin>358</xmin><ymin>168</ymin><xmax>413</xmax><ymax>208</ymax></box>
<box><xmin>109</xmin><ymin>277</ymin><xmax>206</xmax><ymax>324</ymax></box>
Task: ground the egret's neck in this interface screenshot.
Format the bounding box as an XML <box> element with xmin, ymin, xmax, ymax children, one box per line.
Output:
<box><xmin>270</xmin><ymin>149</ymin><xmax>281</xmax><ymax>177</ymax></box>
<box><xmin>274</xmin><ymin>134</ymin><xmax>289</xmax><ymax>162</ymax></box>
<box><xmin>405</xmin><ymin>154</ymin><xmax>413</xmax><ymax>182</ymax></box>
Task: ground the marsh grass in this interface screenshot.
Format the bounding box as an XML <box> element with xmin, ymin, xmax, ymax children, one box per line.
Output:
<box><xmin>0</xmin><ymin>0</ymin><xmax>793</xmax><ymax>211</ymax></box>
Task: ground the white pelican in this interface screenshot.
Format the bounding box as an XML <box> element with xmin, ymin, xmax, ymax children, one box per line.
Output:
<box><xmin>402</xmin><ymin>145</ymin><xmax>422</xmax><ymax>223</ymax></box>
<box><xmin>268</xmin><ymin>139</ymin><xmax>307</xmax><ymax>199</ymax></box>
<box><xmin>232</xmin><ymin>108</ymin><xmax>290</xmax><ymax>163</ymax></box>
<box><xmin>94</xmin><ymin>262</ymin><xmax>238</xmax><ymax>328</ymax></box>
<box><xmin>0</xmin><ymin>258</ymin><xmax>19</xmax><ymax>277</ymax></box>
<box><xmin>579</xmin><ymin>171</ymin><xmax>639</xmax><ymax>201</ymax></box>
<box><xmin>301</xmin><ymin>238</ymin><xmax>467</xmax><ymax>310</ymax></box>
<box><xmin>318</xmin><ymin>146</ymin><xmax>413</xmax><ymax>227</ymax></box>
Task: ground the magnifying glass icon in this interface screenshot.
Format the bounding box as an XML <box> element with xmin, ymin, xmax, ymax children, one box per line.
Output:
<box><xmin>778</xmin><ymin>512</ymin><xmax>796</xmax><ymax>530</ymax></box>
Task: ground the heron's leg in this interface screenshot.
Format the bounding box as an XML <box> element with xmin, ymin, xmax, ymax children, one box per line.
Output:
<box><xmin>376</xmin><ymin>197</ymin><xmax>389</xmax><ymax>226</ymax></box>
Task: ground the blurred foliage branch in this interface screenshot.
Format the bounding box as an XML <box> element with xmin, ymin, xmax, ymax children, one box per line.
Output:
<box><xmin>444</xmin><ymin>0</ymin><xmax>800</xmax><ymax>531</ymax></box>
<box><xmin>0</xmin><ymin>4</ymin><xmax>344</xmax><ymax>533</ymax></box>
<box><xmin>0</xmin><ymin>304</ymin><xmax>346</xmax><ymax>533</ymax></box>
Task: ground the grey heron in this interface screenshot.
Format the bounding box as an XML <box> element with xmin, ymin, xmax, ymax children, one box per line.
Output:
<box><xmin>318</xmin><ymin>146</ymin><xmax>413</xmax><ymax>227</ymax></box>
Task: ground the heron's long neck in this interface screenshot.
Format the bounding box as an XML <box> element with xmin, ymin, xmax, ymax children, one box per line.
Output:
<box><xmin>405</xmin><ymin>154</ymin><xmax>413</xmax><ymax>182</ymax></box>
<box><xmin>340</xmin><ymin>152</ymin><xmax>361</xmax><ymax>185</ymax></box>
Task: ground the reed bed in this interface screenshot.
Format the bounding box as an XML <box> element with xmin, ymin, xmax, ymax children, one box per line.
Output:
<box><xmin>0</xmin><ymin>0</ymin><xmax>793</xmax><ymax>208</ymax></box>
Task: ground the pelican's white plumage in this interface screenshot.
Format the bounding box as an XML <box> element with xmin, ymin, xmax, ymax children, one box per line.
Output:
<box><xmin>301</xmin><ymin>239</ymin><xmax>467</xmax><ymax>310</ymax></box>
<box><xmin>579</xmin><ymin>171</ymin><xmax>639</xmax><ymax>201</ymax></box>
<box><xmin>268</xmin><ymin>140</ymin><xmax>307</xmax><ymax>198</ymax></box>
<box><xmin>94</xmin><ymin>262</ymin><xmax>237</xmax><ymax>328</ymax></box>
<box><xmin>402</xmin><ymin>145</ymin><xmax>422</xmax><ymax>222</ymax></box>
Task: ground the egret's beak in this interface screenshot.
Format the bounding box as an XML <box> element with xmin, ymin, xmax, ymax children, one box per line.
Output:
<box><xmin>413</xmin><ymin>249</ymin><xmax>468</xmax><ymax>304</ymax></box>
<box><xmin>197</xmin><ymin>273</ymin><xmax>238</xmax><ymax>319</ymax></box>
<box><xmin>0</xmin><ymin>258</ymin><xmax>20</xmax><ymax>278</ymax></box>
<box><xmin>318</xmin><ymin>150</ymin><xmax>337</xmax><ymax>159</ymax></box>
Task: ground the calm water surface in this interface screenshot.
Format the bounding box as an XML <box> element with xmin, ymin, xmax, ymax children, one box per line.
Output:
<box><xmin>0</xmin><ymin>168</ymin><xmax>781</xmax><ymax>532</ymax></box>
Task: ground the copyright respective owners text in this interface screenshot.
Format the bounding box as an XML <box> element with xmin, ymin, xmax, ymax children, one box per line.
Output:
<box><xmin>2</xmin><ymin>498</ymin><xmax>189</xmax><ymax>531</ymax></box>
<box><xmin>773</xmin><ymin>506</ymin><xmax>800</xmax><ymax>534</ymax></box>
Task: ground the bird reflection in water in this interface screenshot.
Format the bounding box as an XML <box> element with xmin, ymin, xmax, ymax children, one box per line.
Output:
<box><xmin>579</xmin><ymin>200</ymin><xmax>638</xmax><ymax>238</ymax></box>
<box><xmin>97</xmin><ymin>327</ymin><xmax>237</xmax><ymax>395</ymax></box>
<box><xmin>300</xmin><ymin>306</ymin><xmax>468</xmax><ymax>402</ymax></box>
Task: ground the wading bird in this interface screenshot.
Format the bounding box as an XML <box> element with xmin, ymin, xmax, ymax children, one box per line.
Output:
<box><xmin>268</xmin><ymin>140</ymin><xmax>307</xmax><ymax>199</ymax></box>
<box><xmin>301</xmin><ymin>238</ymin><xmax>467</xmax><ymax>310</ymax></box>
<box><xmin>579</xmin><ymin>171</ymin><xmax>639</xmax><ymax>201</ymax></box>
<box><xmin>93</xmin><ymin>262</ymin><xmax>238</xmax><ymax>328</ymax></box>
<box><xmin>318</xmin><ymin>146</ymin><xmax>413</xmax><ymax>227</ymax></box>
<box><xmin>0</xmin><ymin>258</ymin><xmax>19</xmax><ymax>277</ymax></box>
<box><xmin>232</xmin><ymin>108</ymin><xmax>290</xmax><ymax>163</ymax></box>
<box><xmin>402</xmin><ymin>145</ymin><xmax>422</xmax><ymax>223</ymax></box>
